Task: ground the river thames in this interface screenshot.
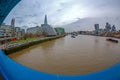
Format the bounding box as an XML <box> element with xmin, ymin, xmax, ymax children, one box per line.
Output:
<box><xmin>8</xmin><ymin>35</ymin><xmax>120</xmax><ymax>75</ymax></box>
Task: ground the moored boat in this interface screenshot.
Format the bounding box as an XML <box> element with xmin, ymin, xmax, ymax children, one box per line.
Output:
<box><xmin>71</xmin><ymin>35</ymin><xmax>76</xmax><ymax>38</ymax></box>
<box><xmin>106</xmin><ymin>38</ymin><xmax>119</xmax><ymax>43</ymax></box>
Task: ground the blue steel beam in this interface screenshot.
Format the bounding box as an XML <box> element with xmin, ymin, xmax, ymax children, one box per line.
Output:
<box><xmin>0</xmin><ymin>50</ymin><xmax>120</xmax><ymax>80</ymax></box>
<box><xmin>0</xmin><ymin>0</ymin><xmax>120</xmax><ymax>79</ymax></box>
<box><xmin>0</xmin><ymin>0</ymin><xmax>21</xmax><ymax>25</ymax></box>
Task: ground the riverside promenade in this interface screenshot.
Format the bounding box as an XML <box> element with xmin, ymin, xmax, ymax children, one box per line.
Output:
<box><xmin>3</xmin><ymin>35</ymin><xmax>65</xmax><ymax>55</ymax></box>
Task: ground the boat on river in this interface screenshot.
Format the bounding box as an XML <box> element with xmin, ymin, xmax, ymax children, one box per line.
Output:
<box><xmin>106</xmin><ymin>38</ymin><xmax>119</xmax><ymax>43</ymax></box>
<box><xmin>71</xmin><ymin>35</ymin><xmax>76</xmax><ymax>38</ymax></box>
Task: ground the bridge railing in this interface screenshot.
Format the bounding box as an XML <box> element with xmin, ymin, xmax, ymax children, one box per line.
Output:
<box><xmin>0</xmin><ymin>50</ymin><xmax>120</xmax><ymax>80</ymax></box>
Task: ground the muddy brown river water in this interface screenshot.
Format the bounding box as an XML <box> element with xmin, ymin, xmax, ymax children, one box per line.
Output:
<box><xmin>8</xmin><ymin>35</ymin><xmax>120</xmax><ymax>75</ymax></box>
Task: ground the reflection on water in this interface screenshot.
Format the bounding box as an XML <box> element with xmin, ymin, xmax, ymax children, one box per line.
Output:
<box><xmin>8</xmin><ymin>35</ymin><xmax>120</xmax><ymax>75</ymax></box>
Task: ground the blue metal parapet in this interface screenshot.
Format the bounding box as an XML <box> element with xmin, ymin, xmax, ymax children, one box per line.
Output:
<box><xmin>0</xmin><ymin>0</ymin><xmax>21</xmax><ymax>25</ymax></box>
<box><xmin>0</xmin><ymin>50</ymin><xmax>120</xmax><ymax>80</ymax></box>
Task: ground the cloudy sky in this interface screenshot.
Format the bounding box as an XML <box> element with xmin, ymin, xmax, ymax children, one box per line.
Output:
<box><xmin>4</xmin><ymin>0</ymin><xmax>120</xmax><ymax>31</ymax></box>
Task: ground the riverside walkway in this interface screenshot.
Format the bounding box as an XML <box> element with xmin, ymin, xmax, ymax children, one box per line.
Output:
<box><xmin>0</xmin><ymin>50</ymin><xmax>120</xmax><ymax>80</ymax></box>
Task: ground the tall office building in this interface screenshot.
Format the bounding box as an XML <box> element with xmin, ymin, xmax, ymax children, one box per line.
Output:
<box><xmin>11</xmin><ymin>18</ymin><xmax>15</xmax><ymax>36</ymax></box>
<box><xmin>44</xmin><ymin>15</ymin><xmax>48</xmax><ymax>24</ymax></box>
<box><xmin>94</xmin><ymin>24</ymin><xmax>100</xmax><ymax>35</ymax></box>
<box><xmin>111</xmin><ymin>25</ymin><xmax>116</xmax><ymax>32</ymax></box>
<box><xmin>105</xmin><ymin>22</ymin><xmax>111</xmax><ymax>32</ymax></box>
<box><xmin>94</xmin><ymin>24</ymin><xmax>99</xmax><ymax>31</ymax></box>
<box><xmin>11</xmin><ymin>18</ymin><xmax>15</xmax><ymax>27</ymax></box>
<box><xmin>41</xmin><ymin>15</ymin><xmax>57</xmax><ymax>36</ymax></box>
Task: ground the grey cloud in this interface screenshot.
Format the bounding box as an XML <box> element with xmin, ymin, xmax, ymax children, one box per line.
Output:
<box><xmin>15</xmin><ymin>17</ymin><xmax>22</xmax><ymax>19</ymax></box>
<box><xmin>56</xmin><ymin>9</ymin><xmax>62</xmax><ymax>12</ymax></box>
<box><xmin>17</xmin><ymin>19</ymin><xmax>24</xmax><ymax>24</ymax></box>
<box><xmin>23</xmin><ymin>14</ymin><xmax>38</xmax><ymax>17</ymax></box>
<box><xmin>4</xmin><ymin>0</ymin><xmax>120</xmax><ymax>31</ymax></box>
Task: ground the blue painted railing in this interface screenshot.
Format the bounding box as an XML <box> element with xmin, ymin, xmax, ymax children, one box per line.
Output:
<box><xmin>0</xmin><ymin>50</ymin><xmax>120</xmax><ymax>80</ymax></box>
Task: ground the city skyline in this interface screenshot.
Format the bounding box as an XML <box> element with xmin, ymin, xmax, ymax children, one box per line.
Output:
<box><xmin>3</xmin><ymin>0</ymin><xmax>120</xmax><ymax>31</ymax></box>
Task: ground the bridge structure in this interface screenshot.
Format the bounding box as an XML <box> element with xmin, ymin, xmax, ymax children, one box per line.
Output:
<box><xmin>0</xmin><ymin>0</ymin><xmax>21</xmax><ymax>25</ymax></box>
<box><xmin>0</xmin><ymin>50</ymin><xmax>120</xmax><ymax>80</ymax></box>
<box><xmin>0</xmin><ymin>0</ymin><xmax>120</xmax><ymax>80</ymax></box>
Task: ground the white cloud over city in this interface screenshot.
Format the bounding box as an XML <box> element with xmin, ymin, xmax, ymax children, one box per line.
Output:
<box><xmin>4</xmin><ymin>0</ymin><xmax>120</xmax><ymax>31</ymax></box>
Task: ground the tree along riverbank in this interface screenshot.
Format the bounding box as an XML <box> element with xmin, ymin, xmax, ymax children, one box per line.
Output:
<box><xmin>3</xmin><ymin>35</ymin><xmax>65</xmax><ymax>55</ymax></box>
